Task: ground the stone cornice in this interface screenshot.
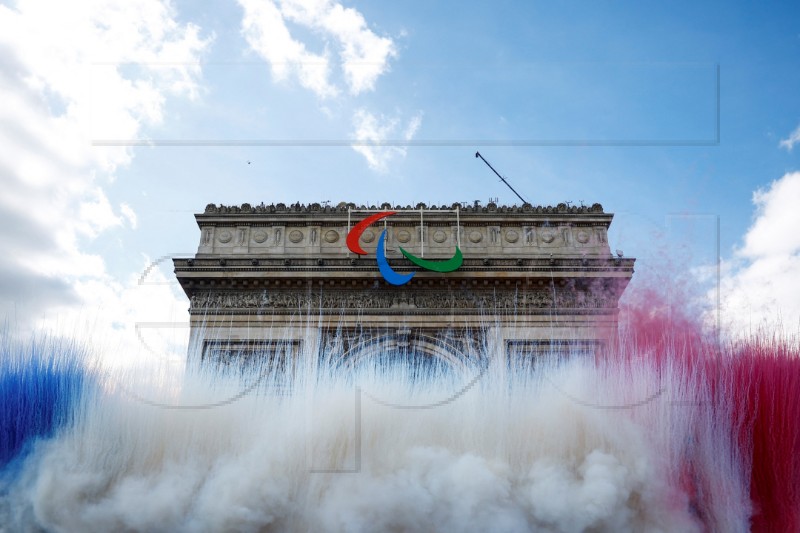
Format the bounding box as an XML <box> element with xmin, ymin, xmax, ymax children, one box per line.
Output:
<box><xmin>172</xmin><ymin>258</ymin><xmax>636</xmax><ymax>289</ymax></box>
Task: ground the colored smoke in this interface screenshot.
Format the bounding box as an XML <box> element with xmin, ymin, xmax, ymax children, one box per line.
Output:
<box><xmin>0</xmin><ymin>333</ymin><xmax>92</xmax><ymax>469</ymax></box>
<box><xmin>0</xmin><ymin>301</ymin><xmax>797</xmax><ymax>531</ymax></box>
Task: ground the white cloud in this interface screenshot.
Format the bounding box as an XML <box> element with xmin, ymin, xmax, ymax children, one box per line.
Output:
<box><xmin>62</xmin><ymin>257</ymin><xmax>191</xmax><ymax>369</ymax></box>
<box><xmin>779</xmin><ymin>123</ymin><xmax>800</xmax><ymax>151</ymax></box>
<box><xmin>238</xmin><ymin>0</ymin><xmax>396</xmax><ymax>98</ymax></box>
<box><xmin>77</xmin><ymin>188</ymin><xmax>125</xmax><ymax>238</ymax></box>
<box><xmin>120</xmin><ymin>203</ymin><xmax>138</xmax><ymax>229</ymax></box>
<box><xmin>238</xmin><ymin>1</ymin><xmax>411</xmax><ymax>173</ymax></box>
<box><xmin>279</xmin><ymin>0</ymin><xmax>396</xmax><ymax>94</ymax></box>
<box><xmin>239</xmin><ymin>0</ymin><xmax>338</xmax><ymax>99</ymax></box>
<box><xmin>0</xmin><ymin>0</ymin><xmax>209</xmax><ymax>350</ymax></box>
<box><xmin>718</xmin><ymin>171</ymin><xmax>800</xmax><ymax>335</ymax></box>
<box><xmin>351</xmin><ymin>109</ymin><xmax>422</xmax><ymax>173</ymax></box>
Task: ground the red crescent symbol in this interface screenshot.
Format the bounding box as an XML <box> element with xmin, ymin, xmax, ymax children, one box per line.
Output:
<box><xmin>346</xmin><ymin>211</ymin><xmax>396</xmax><ymax>255</ymax></box>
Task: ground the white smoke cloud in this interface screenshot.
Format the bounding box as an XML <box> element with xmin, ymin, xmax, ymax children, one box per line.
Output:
<box><xmin>2</xmin><ymin>352</ymin><xmax>750</xmax><ymax>531</ymax></box>
<box><xmin>718</xmin><ymin>171</ymin><xmax>800</xmax><ymax>335</ymax></box>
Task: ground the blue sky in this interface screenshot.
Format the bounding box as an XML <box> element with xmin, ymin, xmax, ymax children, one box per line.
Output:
<box><xmin>2</xmin><ymin>0</ymin><xmax>799</xmax><ymax>356</ymax></box>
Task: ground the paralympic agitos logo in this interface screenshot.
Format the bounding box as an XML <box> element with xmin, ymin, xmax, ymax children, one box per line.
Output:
<box><xmin>346</xmin><ymin>211</ymin><xmax>463</xmax><ymax>286</ymax></box>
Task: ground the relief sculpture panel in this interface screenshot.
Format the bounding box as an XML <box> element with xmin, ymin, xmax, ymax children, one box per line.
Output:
<box><xmin>189</xmin><ymin>288</ymin><xmax>614</xmax><ymax>312</ymax></box>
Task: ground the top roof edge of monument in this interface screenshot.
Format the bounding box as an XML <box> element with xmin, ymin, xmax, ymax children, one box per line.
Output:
<box><xmin>199</xmin><ymin>202</ymin><xmax>607</xmax><ymax>216</ymax></box>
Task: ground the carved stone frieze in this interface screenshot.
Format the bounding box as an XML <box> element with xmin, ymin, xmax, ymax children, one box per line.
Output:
<box><xmin>189</xmin><ymin>288</ymin><xmax>615</xmax><ymax>312</ymax></box>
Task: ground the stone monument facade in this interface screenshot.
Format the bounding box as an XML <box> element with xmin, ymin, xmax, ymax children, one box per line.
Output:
<box><xmin>173</xmin><ymin>201</ymin><xmax>634</xmax><ymax>368</ymax></box>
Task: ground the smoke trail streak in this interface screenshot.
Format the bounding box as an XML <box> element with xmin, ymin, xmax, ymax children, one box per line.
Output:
<box><xmin>0</xmin><ymin>333</ymin><xmax>92</xmax><ymax>469</ymax></box>
<box><xmin>729</xmin><ymin>337</ymin><xmax>800</xmax><ymax>532</ymax></box>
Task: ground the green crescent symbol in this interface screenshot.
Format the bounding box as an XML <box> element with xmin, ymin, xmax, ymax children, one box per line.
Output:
<box><xmin>399</xmin><ymin>246</ymin><xmax>463</xmax><ymax>273</ymax></box>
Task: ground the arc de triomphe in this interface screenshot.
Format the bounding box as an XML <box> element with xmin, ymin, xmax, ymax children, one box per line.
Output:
<box><xmin>173</xmin><ymin>201</ymin><xmax>634</xmax><ymax>368</ymax></box>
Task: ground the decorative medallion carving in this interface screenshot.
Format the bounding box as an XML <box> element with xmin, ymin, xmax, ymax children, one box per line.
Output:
<box><xmin>432</xmin><ymin>230</ymin><xmax>447</xmax><ymax>243</ymax></box>
<box><xmin>323</xmin><ymin>230</ymin><xmax>340</xmax><ymax>243</ymax></box>
<box><xmin>576</xmin><ymin>230</ymin><xmax>590</xmax><ymax>244</ymax></box>
<box><xmin>505</xmin><ymin>230</ymin><xmax>519</xmax><ymax>243</ymax></box>
<box><xmin>541</xmin><ymin>231</ymin><xmax>555</xmax><ymax>243</ymax></box>
<box><xmin>469</xmin><ymin>230</ymin><xmax>483</xmax><ymax>243</ymax></box>
<box><xmin>361</xmin><ymin>230</ymin><xmax>375</xmax><ymax>243</ymax></box>
<box><xmin>396</xmin><ymin>229</ymin><xmax>411</xmax><ymax>243</ymax></box>
<box><xmin>288</xmin><ymin>230</ymin><xmax>304</xmax><ymax>243</ymax></box>
<box><xmin>252</xmin><ymin>230</ymin><xmax>268</xmax><ymax>243</ymax></box>
<box><xmin>217</xmin><ymin>230</ymin><xmax>232</xmax><ymax>243</ymax></box>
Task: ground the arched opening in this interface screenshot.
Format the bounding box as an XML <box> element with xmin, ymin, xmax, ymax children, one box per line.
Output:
<box><xmin>331</xmin><ymin>329</ymin><xmax>475</xmax><ymax>378</ymax></box>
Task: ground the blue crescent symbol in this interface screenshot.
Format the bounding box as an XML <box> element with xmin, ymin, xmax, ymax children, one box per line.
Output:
<box><xmin>376</xmin><ymin>229</ymin><xmax>415</xmax><ymax>286</ymax></box>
